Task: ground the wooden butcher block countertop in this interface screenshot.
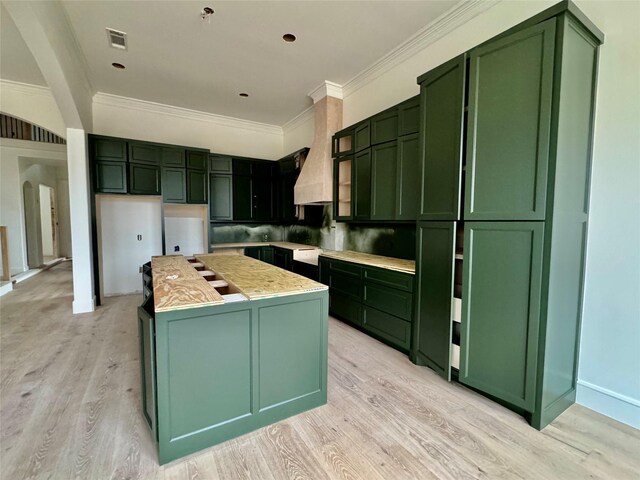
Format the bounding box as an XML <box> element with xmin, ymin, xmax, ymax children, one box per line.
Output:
<box><xmin>320</xmin><ymin>250</ymin><xmax>416</xmax><ymax>274</ymax></box>
<box><xmin>210</xmin><ymin>241</ymin><xmax>319</xmax><ymax>251</ymax></box>
<box><xmin>196</xmin><ymin>254</ymin><xmax>327</xmax><ymax>300</ymax></box>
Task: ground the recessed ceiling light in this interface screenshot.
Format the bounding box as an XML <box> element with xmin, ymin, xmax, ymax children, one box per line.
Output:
<box><xmin>239</xmin><ymin>93</ymin><xmax>249</xmax><ymax>97</ymax></box>
<box><xmin>282</xmin><ymin>33</ymin><xmax>296</xmax><ymax>43</ymax></box>
<box><xmin>112</xmin><ymin>62</ymin><xmax>126</xmax><ymax>70</ymax></box>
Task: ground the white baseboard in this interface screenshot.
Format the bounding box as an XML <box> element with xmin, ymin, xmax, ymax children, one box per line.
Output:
<box><xmin>0</xmin><ymin>281</ymin><xmax>13</xmax><ymax>297</ymax></box>
<box><xmin>576</xmin><ymin>380</ymin><xmax>640</xmax><ymax>429</ymax></box>
<box><xmin>72</xmin><ymin>296</ymin><xmax>96</xmax><ymax>314</ymax></box>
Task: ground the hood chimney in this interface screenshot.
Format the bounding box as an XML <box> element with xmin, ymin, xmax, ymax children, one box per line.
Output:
<box><xmin>294</xmin><ymin>81</ymin><xmax>343</xmax><ymax>205</ymax></box>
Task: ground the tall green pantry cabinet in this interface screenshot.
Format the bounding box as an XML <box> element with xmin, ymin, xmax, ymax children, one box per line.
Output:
<box><xmin>412</xmin><ymin>1</ymin><xmax>603</xmax><ymax>430</ymax></box>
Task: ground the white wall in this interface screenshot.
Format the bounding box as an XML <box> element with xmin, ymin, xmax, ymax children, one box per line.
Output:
<box><xmin>282</xmin><ymin>107</ymin><xmax>315</xmax><ymax>154</ymax></box>
<box><xmin>92</xmin><ymin>94</ymin><xmax>284</xmax><ymax>160</ymax></box>
<box><xmin>281</xmin><ymin>0</ymin><xmax>640</xmax><ymax>427</ymax></box>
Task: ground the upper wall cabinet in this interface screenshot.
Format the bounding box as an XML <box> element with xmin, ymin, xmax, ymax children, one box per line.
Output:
<box><xmin>371</xmin><ymin>142</ymin><xmax>398</xmax><ymax>221</ymax></box>
<box><xmin>370</xmin><ymin>109</ymin><xmax>398</xmax><ymax>145</ymax></box>
<box><xmin>186</xmin><ymin>150</ymin><xmax>208</xmax><ymax>171</ymax></box>
<box><xmin>396</xmin><ymin>132</ymin><xmax>420</xmax><ymax>220</ymax></box>
<box><xmin>161</xmin><ymin>147</ymin><xmax>185</xmax><ymax>167</ymax></box>
<box><xmin>129</xmin><ymin>142</ymin><xmax>161</xmax><ymax>165</ymax></box>
<box><xmin>332</xmin><ymin>128</ymin><xmax>355</xmax><ymax>158</ymax></box>
<box><xmin>354</xmin><ymin>122</ymin><xmax>371</xmax><ymax>152</ymax></box>
<box><xmin>209</xmin><ymin>155</ymin><xmax>233</xmax><ymax>173</ymax></box>
<box><xmin>418</xmin><ymin>55</ymin><xmax>466</xmax><ymax>221</ymax></box>
<box><xmin>398</xmin><ymin>96</ymin><xmax>420</xmax><ymax>137</ymax></box>
<box><xmin>464</xmin><ymin>19</ymin><xmax>555</xmax><ymax>221</ymax></box>
<box><xmin>92</xmin><ymin>137</ymin><xmax>127</xmax><ymax>163</ymax></box>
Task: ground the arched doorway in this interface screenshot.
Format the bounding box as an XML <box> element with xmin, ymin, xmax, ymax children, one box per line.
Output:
<box><xmin>22</xmin><ymin>181</ymin><xmax>40</xmax><ymax>268</ymax></box>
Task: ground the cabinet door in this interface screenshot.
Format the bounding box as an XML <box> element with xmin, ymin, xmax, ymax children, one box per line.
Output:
<box><xmin>273</xmin><ymin>248</ymin><xmax>292</xmax><ymax>270</ymax></box>
<box><xmin>260</xmin><ymin>247</ymin><xmax>274</xmax><ymax>265</ymax></box>
<box><xmin>92</xmin><ymin>137</ymin><xmax>126</xmax><ymax>162</ymax></box>
<box><xmin>129</xmin><ymin>163</ymin><xmax>161</xmax><ymax>195</ymax></box>
<box><xmin>332</xmin><ymin>128</ymin><xmax>355</xmax><ymax>157</ymax></box>
<box><xmin>138</xmin><ymin>306</ymin><xmax>157</xmax><ymax>439</ymax></box>
<box><xmin>371</xmin><ymin>142</ymin><xmax>398</xmax><ymax>221</ymax></box>
<box><xmin>209</xmin><ymin>155</ymin><xmax>232</xmax><ymax>173</ymax></box>
<box><xmin>419</xmin><ymin>55</ymin><xmax>465</xmax><ymax>221</ymax></box>
<box><xmin>233</xmin><ymin>175</ymin><xmax>252</xmax><ymax>220</ymax></box>
<box><xmin>162</xmin><ymin>167</ymin><xmax>186</xmax><ymax>203</ymax></box>
<box><xmin>396</xmin><ymin>133</ymin><xmax>420</xmax><ymax>220</ymax></box>
<box><xmin>95</xmin><ymin>161</ymin><xmax>127</xmax><ymax>193</ymax></box>
<box><xmin>465</xmin><ymin>20</ymin><xmax>555</xmax><ymax>221</ymax></box>
<box><xmin>398</xmin><ymin>96</ymin><xmax>420</xmax><ymax>136</ymax></box>
<box><xmin>413</xmin><ymin>222</ymin><xmax>455</xmax><ymax>380</ymax></box>
<box><xmin>460</xmin><ymin>221</ymin><xmax>544</xmax><ymax>412</ymax></box>
<box><xmin>371</xmin><ymin>109</ymin><xmax>398</xmax><ymax>145</ymax></box>
<box><xmin>186</xmin><ymin>150</ymin><xmax>208</xmax><ymax>171</ymax></box>
<box><xmin>209</xmin><ymin>174</ymin><xmax>233</xmax><ymax>220</ymax></box>
<box><xmin>354</xmin><ymin>121</ymin><xmax>370</xmax><ymax>152</ymax></box>
<box><xmin>245</xmin><ymin>247</ymin><xmax>260</xmax><ymax>259</ymax></box>
<box><xmin>129</xmin><ymin>142</ymin><xmax>161</xmax><ymax>165</ymax></box>
<box><xmin>252</xmin><ymin>165</ymin><xmax>274</xmax><ymax>222</ymax></box>
<box><xmin>161</xmin><ymin>147</ymin><xmax>185</xmax><ymax>167</ymax></box>
<box><xmin>334</xmin><ymin>157</ymin><xmax>353</xmax><ymax>221</ymax></box>
<box><xmin>279</xmin><ymin>173</ymin><xmax>297</xmax><ymax>222</ymax></box>
<box><xmin>353</xmin><ymin>150</ymin><xmax>371</xmax><ymax>221</ymax></box>
<box><xmin>186</xmin><ymin>169</ymin><xmax>207</xmax><ymax>204</ymax></box>
<box><xmin>362</xmin><ymin>306</ymin><xmax>411</xmax><ymax>351</ymax></box>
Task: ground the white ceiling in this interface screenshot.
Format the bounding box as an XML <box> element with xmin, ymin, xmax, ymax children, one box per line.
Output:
<box><xmin>2</xmin><ymin>1</ymin><xmax>460</xmax><ymax>126</ymax></box>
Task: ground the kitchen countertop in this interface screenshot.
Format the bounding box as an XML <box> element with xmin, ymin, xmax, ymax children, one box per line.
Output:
<box><xmin>196</xmin><ymin>254</ymin><xmax>327</xmax><ymax>300</ymax></box>
<box><xmin>320</xmin><ymin>250</ymin><xmax>415</xmax><ymax>274</ymax></box>
<box><xmin>210</xmin><ymin>241</ymin><xmax>320</xmax><ymax>251</ymax></box>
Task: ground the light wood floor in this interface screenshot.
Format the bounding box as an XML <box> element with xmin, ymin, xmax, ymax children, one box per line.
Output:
<box><xmin>1</xmin><ymin>262</ymin><xmax>638</xmax><ymax>480</ymax></box>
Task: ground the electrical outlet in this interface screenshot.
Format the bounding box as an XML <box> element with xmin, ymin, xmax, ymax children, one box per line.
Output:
<box><xmin>174</xmin><ymin>245</ymin><xmax>180</xmax><ymax>252</ymax></box>
<box><xmin>138</xmin><ymin>266</ymin><xmax>143</xmax><ymax>273</ymax></box>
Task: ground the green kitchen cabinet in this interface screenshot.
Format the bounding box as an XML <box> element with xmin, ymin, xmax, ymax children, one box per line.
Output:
<box><xmin>354</xmin><ymin>121</ymin><xmax>370</xmax><ymax>152</ymax></box>
<box><xmin>332</xmin><ymin>127</ymin><xmax>355</xmax><ymax>158</ymax></box>
<box><xmin>92</xmin><ymin>136</ymin><xmax>127</xmax><ymax>163</ymax></box>
<box><xmin>186</xmin><ymin>150</ymin><xmax>208</xmax><ymax>171</ymax></box>
<box><xmin>396</xmin><ymin>133</ymin><xmax>420</xmax><ymax>220</ymax></box>
<box><xmin>371</xmin><ymin>141</ymin><xmax>398</xmax><ymax>221</ymax></box>
<box><xmin>129</xmin><ymin>142</ymin><xmax>161</xmax><ymax>165</ymax></box>
<box><xmin>465</xmin><ymin>20</ymin><xmax>555</xmax><ymax>221</ymax></box>
<box><xmin>187</xmin><ymin>169</ymin><xmax>207</xmax><ymax>204</ymax></box>
<box><xmin>418</xmin><ymin>55</ymin><xmax>465</xmax><ymax>221</ymax></box>
<box><xmin>209</xmin><ymin>155</ymin><xmax>233</xmax><ymax>173</ymax></box>
<box><xmin>370</xmin><ymin>108</ymin><xmax>398</xmax><ymax>145</ymax></box>
<box><xmin>412</xmin><ymin>222</ymin><xmax>456</xmax><ymax>380</ymax></box>
<box><xmin>398</xmin><ymin>95</ymin><xmax>420</xmax><ymax>136</ymax></box>
<box><xmin>252</xmin><ymin>162</ymin><xmax>275</xmax><ymax>222</ymax></box>
<box><xmin>244</xmin><ymin>247</ymin><xmax>260</xmax><ymax>259</ymax></box>
<box><xmin>277</xmin><ymin>172</ymin><xmax>297</xmax><ymax>223</ymax></box>
<box><xmin>233</xmin><ymin>174</ymin><xmax>252</xmax><ymax>221</ymax></box>
<box><xmin>260</xmin><ymin>246</ymin><xmax>274</xmax><ymax>265</ymax></box>
<box><xmin>334</xmin><ymin>157</ymin><xmax>353</xmax><ymax>221</ymax></box>
<box><xmin>161</xmin><ymin>147</ymin><xmax>186</xmax><ymax>167</ymax></box>
<box><xmin>162</xmin><ymin>167</ymin><xmax>187</xmax><ymax>203</ymax></box>
<box><xmin>129</xmin><ymin>163</ymin><xmax>161</xmax><ymax>195</ymax></box>
<box><xmin>138</xmin><ymin>300</ymin><xmax>157</xmax><ymax>440</ymax></box>
<box><xmin>353</xmin><ymin>150</ymin><xmax>371</xmax><ymax>221</ymax></box>
<box><xmin>209</xmin><ymin>174</ymin><xmax>233</xmax><ymax>220</ymax></box>
<box><xmin>460</xmin><ymin>222</ymin><xmax>544</xmax><ymax>412</ymax></box>
<box><xmin>273</xmin><ymin>247</ymin><xmax>293</xmax><ymax>271</ymax></box>
<box><xmin>94</xmin><ymin>160</ymin><xmax>127</xmax><ymax>193</ymax></box>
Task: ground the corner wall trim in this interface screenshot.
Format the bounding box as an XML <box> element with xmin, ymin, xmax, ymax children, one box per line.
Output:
<box><xmin>72</xmin><ymin>296</ymin><xmax>96</xmax><ymax>314</ymax></box>
<box><xmin>576</xmin><ymin>380</ymin><xmax>640</xmax><ymax>429</ymax></box>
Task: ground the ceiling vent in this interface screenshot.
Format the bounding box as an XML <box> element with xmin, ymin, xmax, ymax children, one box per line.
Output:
<box><xmin>106</xmin><ymin>28</ymin><xmax>127</xmax><ymax>50</ymax></box>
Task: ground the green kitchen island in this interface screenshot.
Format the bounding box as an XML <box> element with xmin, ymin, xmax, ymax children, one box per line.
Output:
<box><xmin>138</xmin><ymin>253</ymin><xmax>329</xmax><ymax>464</ymax></box>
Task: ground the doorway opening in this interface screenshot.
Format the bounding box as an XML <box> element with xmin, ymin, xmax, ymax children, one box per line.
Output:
<box><xmin>39</xmin><ymin>184</ymin><xmax>58</xmax><ymax>264</ymax></box>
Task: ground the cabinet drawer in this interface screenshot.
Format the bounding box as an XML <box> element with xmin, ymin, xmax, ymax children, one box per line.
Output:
<box><xmin>329</xmin><ymin>271</ymin><xmax>361</xmax><ymax>298</ymax></box>
<box><xmin>330</xmin><ymin>291</ymin><xmax>362</xmax><ymax>327</ymax></box>
<box><xmin>362</xmin><ymin>306</ymin><xmax>411</xmax><ymax>350</ymax></box>
<box><xmin>363</xmin><ymin>283</ymin><xmax>413</xmax><ymax>321</ymax></box>
<box><xmin>363</xmin><ymin>267</ymin><xmax>414</xmax><ymax>292</ymax></box>
<box><xmin>328</xmin><ymin>259</ymin><xmax>362</xmax><ymax>278</ymax></box>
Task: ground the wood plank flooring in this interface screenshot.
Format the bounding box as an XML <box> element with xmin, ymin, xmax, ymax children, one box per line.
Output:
<box><xmin>1</xmin><ymin>261</ymin><xmax>638</xmax><ymax>479</ymax></box>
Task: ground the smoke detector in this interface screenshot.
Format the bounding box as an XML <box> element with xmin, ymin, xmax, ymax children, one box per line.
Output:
<box><xmin>106</xmin><ymin>28</ymin><xmax>127</xmax><ymax>50</ymax></box>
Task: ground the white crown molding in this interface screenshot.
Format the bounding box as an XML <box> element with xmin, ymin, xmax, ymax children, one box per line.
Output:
<box><xmin>282</xmin><ymin>104</ymin><xmax>314</xmax><ymax>133</ymax></box>
<box><xmin>0</xmin><ymin>79</ymin><xmax>53</xmax><ymax>99</ymax></box>
<box><xmin>92</xmin><ymin>92</ymin><xmax>283</xmax><ymax>136</ymax></box>
<box><xmin>342</xmin><ymin>0</ymin><xmax>500</xmax><ymax>98</ymax></box>
<box><xmin>308</xmin><ymin>81</ymin><xmax>344</xmax><ymax>104</ymax></box>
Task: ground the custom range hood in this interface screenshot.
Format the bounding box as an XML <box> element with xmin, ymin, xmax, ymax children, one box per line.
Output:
<box><xmin>294</xmin><ymin>81</ymin><xmax>343</xmax><ymax>205</ymax></box>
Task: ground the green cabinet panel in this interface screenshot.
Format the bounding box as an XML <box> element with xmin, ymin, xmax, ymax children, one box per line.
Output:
<box><xmin>161</xmin><ymin>147</ymin><xmax>185</xmax><ymax>167</ymax></box>
<box><xmin>396</xmin><ymin>133</ymin><xmax>420</xmax><ymax>220</ymax></box>
<box><xmin>244</xmin><ymin>247</ymin><xmax>260</xmax><ymax>259</ymax></box>
<box><xmin>398</xmin><ymin>96</ymin><xmax>420</xmax><ymax>136</ymax></box>
<box><xmin>209</xmin><ymin>155</ymin><xmax>232</xmax><ymax>173</ymax></box>
<box><xmin>129</xmin><ymin>142</ymin><xmax>161</xmax><ymax>165</ymax></box>
<box><xmin>94</xmin><ymin>160</ymin><xmax>127</xmax><ymax>193</ymax></box>
<box><xmin>138</xmin><ymin>305</ymin><xmax>157</xmax><ymax>440</ymax></box>
<box><xmin>329</xmin><ymin>290</ymin><xmax>362</xmax><ymax>327</ymax></box>
<box><xmin>363</xmin><ymin>283</ymin><xmax>413</xmax><ymax>321</ymax></box>
<box><xmin>209</xmin><ymin>174</ymin><xmax>233</xmax><ymax>220</ymax></box>
<box><xmin>233</xmin><ymin>174</ymin><xmax>252</xmax><ymax>221</ymax></box>
<box><xmin>258</xmin><ymin>300</ymin><xmax>324</xmax><ymax>409</ymax></box>
<box><xmin>329</xmin><ymin>259</ymin><xmax>362</xmax><ymax>278</ymax></box>
<box><xmin>371</xmin><ymin>109</ymin><xmax>398</xmax><ymax>145</ymax></box>
<box><xmin>465</xmin><ymin>20</ymin><xmax>555</xmax><ymax>221</ymax></box>
<box><xmin>273</xmin><ymin>247</ymin><xmax>293</xmax><ymax>271</ymax></box>
<box><xmin>354</xmin><ymin>122</ymin><xmax>371</xmax><ymax>152</ymax></box>
<box><xmin>186</xmin><ymin>150</ymin><xmax>208</xmax><ymax>171</ymax></box>
<box><xmin>252</xmin><ymin>163</ymin><xmax>275</xmax><ymax>222</ymax></box>
<box><xmin>233</xmin><ymin>159</ymin><xmax>252</xmax><ymax>176</ymax></box>
<box><xmin>412</xmin><ymin>222</ymin><xmax>456</xmax><ymax>379</ymax></box>
<box><xmin>363</xmin><ymin>267</ymin><xmax>414</xmax><ymax>292</ymax></box>
<box><xmin>129</xmin><ymin>164</ymin><xmax>161</xmax><ymax>195</ymax></box>
<box><xmin>362</xmin><ymin>306</ymin><xmax>411</xmax><ymax>351</ymax></box>
<box><xmin>278</xmin><ymin>173</ymin><xmax>297</xmax><ymax>223</ymax></box>
<box><xmin>371</xmin><ymin>141</ymin><xmax>398</xmax><ymax>221</ymax></box>
<box><xmin>260</xmin><ymin>246</ymin><xmax>274</xmax><ymax>265</ymax></box>
<box><xmin>92</xmin><ymin>137</ymin><xmax>126</xmax><ymax>162</ymax></box>
<box><xmin>353</xmin><ymin>150</ymin><xmax>371</xmax><ymax>221</ymax></box>
<box><xmin>162</xmin><ymin>167</ymin><xmax>186</xmax><ymax>203</ymax></box>
<box><xmin>186</xmin><ymin>169</ymin><xmax>207</xmax><ymax>204</ymax></box>
<box><xmin>460</xmin><ymin>222</ymin><xmax>544</xmax><ymax>412</ymax></box>
<box><xmin>319</xmin><ymin>257</ymin><xmax>329</xmax><ymax>286</ymax></box>
<box><xmin>329</xmin><ymin>270</ymin><xmax>362</xmax><ymax>299</ymax></box>
<box><xmin>419</xmin><ymin>55</ymin><xmax>465</xmax><ymax>221</ymax></box>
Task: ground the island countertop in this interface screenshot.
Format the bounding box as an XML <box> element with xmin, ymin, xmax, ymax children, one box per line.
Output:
<box><xmin>196</xmin><ymin>253</ymin><xmax>327</xmax><ymax>300</ymax></box>
<box><xmin>320</xmin><ymin>250</ymin><xmax>415</xmax><ymax>274</ymax></box>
